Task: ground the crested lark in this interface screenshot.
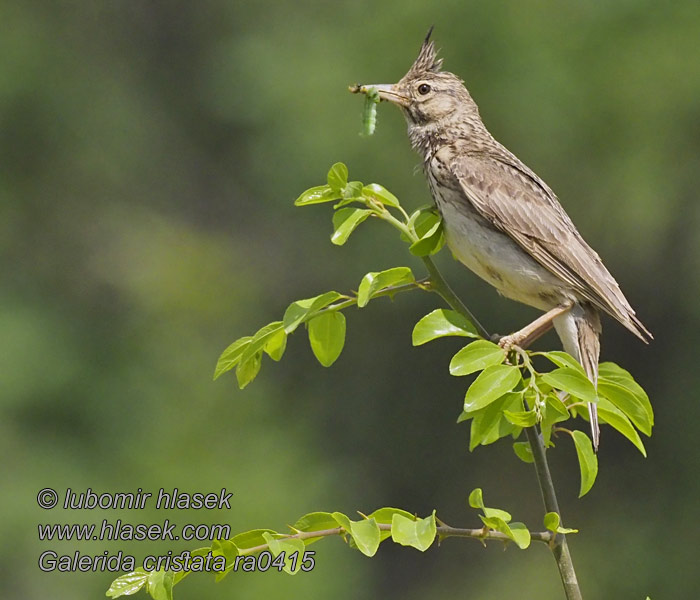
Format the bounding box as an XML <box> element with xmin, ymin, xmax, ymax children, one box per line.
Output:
<box><xmin>357</xmin><ymin>31</ymin><xmax>651</xmax><ymax>449</ymax></box>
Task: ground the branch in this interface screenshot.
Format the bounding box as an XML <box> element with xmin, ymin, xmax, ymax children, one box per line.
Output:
<box><xmin>524</xmin><ymin>425</ymin><xmax>583</xmax><ymax>600</ymax></box>
<box><xmin>237</xmin><ymin>523</ymin><xmax>554</xmax><ymax>556</ymax></box>
<box><xmin>420</xmin><ymin>256</ymin><xmax>490</xmax><ymax>339</ymax></box>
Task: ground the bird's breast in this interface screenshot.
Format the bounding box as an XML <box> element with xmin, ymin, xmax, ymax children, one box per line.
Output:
<box><xmin>429</xmin><ymin>177</ymin><xmax>571</xmax><ymax>311</ymax></box>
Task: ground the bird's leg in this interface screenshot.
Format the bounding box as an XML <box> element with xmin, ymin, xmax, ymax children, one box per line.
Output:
<box><xmin>496</xmin><ymin>301</ymin><xmax>574</xmax><ymax>351</ymax></box>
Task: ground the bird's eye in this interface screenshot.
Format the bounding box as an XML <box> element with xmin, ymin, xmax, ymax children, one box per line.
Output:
<box><xmin>418</xmin><ymin>83</ymin><xmax>431</xmax><ymax>95</ymax></box>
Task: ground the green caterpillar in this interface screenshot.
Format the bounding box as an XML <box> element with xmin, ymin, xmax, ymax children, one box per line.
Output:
<box><xmin>362</xmin><ymin>87</ymin><xmax>380</xmax><ymax>136</ymax></box>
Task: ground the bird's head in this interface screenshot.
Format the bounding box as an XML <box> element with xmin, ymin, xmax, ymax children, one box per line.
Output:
<box><xmin>354</xmin><ymin>29</ymin><xmax>479</xmax><ymax>131</ymax></box>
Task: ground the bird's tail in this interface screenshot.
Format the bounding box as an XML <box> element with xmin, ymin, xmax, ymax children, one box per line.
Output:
<box><xmin>553</xmin><ymin>304</ymin><xmax>602</xmax><ymax>450</ymax></box>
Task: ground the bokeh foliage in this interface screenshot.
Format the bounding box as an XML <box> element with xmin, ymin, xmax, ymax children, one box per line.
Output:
<box><xmin>2</xmin><ymin>1</ymin><xmax>699</xmax><ymax>598</ymax></box>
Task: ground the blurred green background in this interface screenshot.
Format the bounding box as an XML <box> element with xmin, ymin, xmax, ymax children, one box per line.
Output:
<box><xmin>3</xmin><ymin>1</ymin><xmax>699</xmax><ymax>598</ymax></box>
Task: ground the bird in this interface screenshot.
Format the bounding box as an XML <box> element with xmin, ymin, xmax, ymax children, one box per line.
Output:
<box><xmin>356</xmin><ymin>30</ymin><xmax>651</xmax><ymax>449</ymax></box>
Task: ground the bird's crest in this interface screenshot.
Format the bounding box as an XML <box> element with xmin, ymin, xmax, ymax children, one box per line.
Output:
<box><xmin>407</xmin><ymin>27</ymin><xmax>443</xmax><ymax>77</ymax></box>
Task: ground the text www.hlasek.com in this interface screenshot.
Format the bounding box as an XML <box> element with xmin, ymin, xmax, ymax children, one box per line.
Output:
<box><xmin>38</xmin><ymin>520</ymin><xmax>229</xmax><ymax>542</ymax></box>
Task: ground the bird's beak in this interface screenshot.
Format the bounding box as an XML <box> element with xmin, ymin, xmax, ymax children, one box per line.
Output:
<box><xmin>351</xmin><ymin>83</ymin><xmax>409</xmax><ymax>107</ymax></box>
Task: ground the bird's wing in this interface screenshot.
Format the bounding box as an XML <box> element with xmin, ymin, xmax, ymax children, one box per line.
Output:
<box><xmin>449</xmin><ymin>151</ymin><xmax>651</xmax><ymax>341</ymax></box>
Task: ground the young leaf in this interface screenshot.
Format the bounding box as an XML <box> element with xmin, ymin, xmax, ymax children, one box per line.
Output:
<box><xmin>295</xmin><ymin>185</ymin><xmax>341</xmax><ymax>206</ymax></box>
<box><xmin>544</xmin><ymin>512</ymin><xmax>579</xmax><ymax>535</ymax></box>
<box><xmin>231</xmin><ymin>529</ymin><xmax>277</xmax><ymax>550</ymax></box>
<box><xmin>211</xmin><ymin>539</ymin><xmax>238</xmax><ymax>563</ymax></box>
<box><xmin>449</xmin><ymin>340</ymin><xmax>506</xmax><ymax>376</ymax></box>
<box><xmin>239</xmin><ymin>321</ymin><xmax>285</xmax><ymax>365</ymax></box>
<box><xmin>106</xmin><ymin>569</ymin><xmax>149</xmax><ymax>598</ymax></box>
<box><xmin>391</xmin><ymin>512</ymin><xmax>436</xmax><ymax>551</ymax></box>
<box><xmin>572</xmin><ymin>430</ymin><xmax>598</xmax><ymax>497</ymax></box>
<box><xmin>541</xmin><ymin>367</ymin><xmax>597</xmax><ymax>404</ymax></box>
<box><xmin>356</xmin><ymin>267</ymin><xmax>414</xmax><ymax>308</ymax></box>
<box><xmin>236</xmin><ymin>351</ymin><xmax>262</xmax><ymax>389</ymax></box>
<box><xmin>263</xmin><ymin>328</ymin><xmax>287</xmax><ymax>361</ymax></box>
<box><xmin>349</xmin><ymin>518</ymin><xmax>381</xmax><ymax>557</ymax></box>
<box><xmin>412</xmin><ymin>308</ymin><xmax>480</xmax><ymax>345</ymax></box>
<box><xmin>307</xmin><ymin>312</ymin><xmax>346</xmax><ymax>367</ymax></box>
<box><xmin>331</xmin><ymin>511</ymin><xmax>352</xmax><ymax>531</ymax></box>
<box><xmin>283</xmin><ymin>291</ymin><xmax>343</xmax><ymax>333</ymax></box>
<box><xmin>331</xmin><ymin>208</ymin><xmax>372</xmax><ymax>245</ymax></box>
<box><xmin>479</xmin><ymin>515</ymin><xmax>531</xmax><ymax>549</ymax></box>
<box><xmin>146</xmin><ymin>570</ymin><xmax>174</xmax><ymax>600</ymax></box>
<box><xmin>503</xmin><ymin>410</ymin><xmax>537</xmax><ymax>427</ymax></box>
<box><xmin>466</xmin><ymin>392</ymin><xmax>522</xmax><ymax>450</ymax></box>
<box><xmin>342</xmin><ymin>181</ymin><xmax>364</xmax><ymax>199</ymax></box>
<box><xmin>464</xmin><ymin>365</ymin><xmax>522</xmax><ymax>412</ymax></box>
<box><xmin>262</xmin><ymin>532</ymin><xmax>306</xmax><ymax>573</ymax></box>
<box><xmin>513</xmin><ymin>441</ymin><xmax>534</xmax><ymax>463</ymax></box>
<box><xmin>541</xmin><ymin>393</ymin><xmax>571</xmax><ymax>446</ymax></box>
<box><xmin>368</xmin><ymin>507</ymin><xmax>415</xmax><ymax>542</ymax></box>
<box><xmin>409</xmin><ymin>220</ymin><xmax>445</xmax><ymax>257</ymax></box>
<box><xmin>468</xmin><ymin>488</ymin><xmax>485</xmax><ymax>510</ymax></box>
<box><xmin>596</xmin><ymin>397</ymin><xmax>647</xmax><ymax>456</ymax></box>
<box><xmin>214</xmin><ymin>336</ymin><xmax>253</xmax><ymax>380</ymax></box>
<box><xmin>293</xmin><ymin>512</ymin><xmax>340</xmax><ymax>545</ymax></box>
<box><xmin>363</xmin><ymin>183</ymin><xmax>400</xmax><ymax>208</ymax></box>
<box><xmin>327</xmin><ymin>162</ymin><xmax>349</xmax><ymax>191</ymax></box>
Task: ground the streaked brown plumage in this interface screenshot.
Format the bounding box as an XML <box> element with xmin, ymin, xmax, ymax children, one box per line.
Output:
<box><xmin>358</xmin><ymin>31</ymin><xmax>651</xmax><ymax>448</ymax></box>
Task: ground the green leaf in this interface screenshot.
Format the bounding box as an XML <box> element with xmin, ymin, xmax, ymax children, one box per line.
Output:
<box><xmin>263</xmin><ymin>328</ymin><xmax>287</xmax><ymax>361</ymax></box>
<box><xmin>449</xmin><ymin>340</ymin><xmax>505</xmax><ymax>376</ymax></box>
<box><xmin>409</xmin><ymin>220</ymin><xmax>445</xmax><ymax>257</ymax></box>
<box><xmin>479</xmin><ymin>515</ymin><xmax>531</xmax><ymax>549</ymax></box>
<box><xmin>342</xmin><ymin>181</ymin><xmax>363</xmax><ymax>199</ymax></box>
<box><xmin>412</xmin><ymin>308</ymin><xmax>480</xmax><ymax>345</ymax></box>
<box><xmin>544</xmin><ymin>512</ymin><xmax>578</xmax><ymax>534</ymax></box>
<box><xmin>262</xmin><ymin>532</ymin><xmax>306</xmax><ymax>574</ymax></box>
<box><xmin>572</xmin><ymin>430</ymin><xmax>598</xmax><ymax>497</ymax></box>
<box><xmin>466</xmin><ymin>392</ymin><xmax>522</xmax><ymax>450</ymax></box>
<box><xmin>599</xmin><ymin>362</ymin><xmax>653</xmax><ymax>429</ymax></box>
<box><xmin>464</xmin><ymin>365</ymin><xmax>522</xmax><ymax>412</ymax></box>
<box><xmin>597</xmin><ymin>379</ymin><xmax>652</xmax><ymax>436</ymax></box>
<box><xmin>503</xmin><ymin>409</ymin><xmax>537</xmax><ymax>427</ymax></box>
<box><xmin>349</xmin><ymin>518</ymin><xmax>381</xmax><ymax>557</ymax></box>
<box><xmin>106</xmin><ymin>569</ymin><xmax>149</xmax><ymax>598</ymax></box>
<box><xmin>146</xmin><ymin>570</ymin><xmax>174</xmax><ymax>600</ymax></box>
<box><xmin>363</xmin><ymin>183</ymin><xmax>400</xmax><ymax>208</ymax></box>
<box><xmin>231</xmin><ymin>529</ymin><xmax>277</xmax><ymax>550</ymax></box>
<box><xmin>327</xmin><ymin>162</ymin><xmax>349</xmax><ymax>191</ymax></box>
<box><xmin>236</xmin><ymin>351</ymin><xmax>262</xmax><ymax>389</ymax></box>
<box><xmin>214</xmin><ymin>336</ymin><xmax>252</xmax><ymax>380</ymax></box>
<box><xmin>211</xmin><ymin>539</ymin><xmax>238</xmax><ymax>563</ymax></box>
<box><xmin>538</xmin><ymin>350</ymin><xmax>587</xmax><ymax>374</ymax></box>
<box><xmin>331</xmin><ymin>511</ymin><xmax>352</xmax><ymax>531</ymax></box>
<box><xmin>541</xmin><ymin>393</ymin><xmax>571</xmax><ymax>446</ymax></box>
<box><xmin>282</xmin><ymin>291</ymin><xmax>343</xmax><ymax>334</ymax></box>
<box><xmin>543</xmin><ymin>511</ymin><xmax>560</xmax><ymax>533</ymax></box>
<box><xmin>368</xmin><ymin>507</ymin><xmax>415</xmax><ymax>542</ymax></box>
<box><xmin>541</xmin><ymin>367</ymin><xmax>597</xmax><ymax>404</ymax></box>
<box><xmin>468</xmin><ymin>488</ymin><xmax>485</xmax><ymax>510</ymax></box>
<box><xmin>292</xmin><ymin>512</ymin><xmax>339</xmax><ymax>545</ymax></box>
<box><xmin>331</xmin><ymin>208</ymin><xmax>372</xmax><ymax>245</ymax></box>
<box><xmin>357</xmin><ymin>267</ymin><xmax>414</xmax><ymax>308</ymax></box>
<box><xmin>513</xmin><ymin>441</ymin><xmax>534</xmax><ymax>463</ymax></box>
<box><xmin>468</xmin><ymin>488</ymin><xmax>512</xmax><ymax>521</ymax></box>
<box><xmin>597</xmin><ymin>397</ymin><xmax>646</xmax><ymax>456</ymax></box>
<box><xmin>239</xmin><ymin>321</ymin><xmax>285</xmax><ymax>365</ymax></box>
<box><xmin>308</xmin><ymin>312</ymin><xmax>346</xmax><ymax>367</ymax></box>
<box><xmin>507</xmin><ymin>522</ymin><xmax>531</xmax><ymax>549</ymax></box>
<box><xmin>294</xmin><ymin>185</ymin><xmax>341</xmax><ymax>206</ymax></box>
<box><xmin>391</xmin><ymin>512</ymin><xmax>436</xmax><ymax>552</ymax></box>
